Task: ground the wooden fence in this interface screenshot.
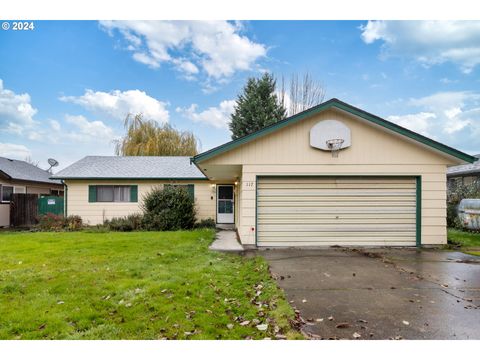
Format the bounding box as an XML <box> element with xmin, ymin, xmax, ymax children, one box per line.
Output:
<box><xmin>10</xmin><ymin>193</ymin><xmax>38</xmax><ymax>227</ymax></box>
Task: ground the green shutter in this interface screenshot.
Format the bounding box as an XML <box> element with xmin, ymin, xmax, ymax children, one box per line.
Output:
<box><xmin>88</xmin><ymin>185</ymin><xmax>97</xmax><ymax>203</ymax></box>
<box><xmin>187</xmin><ymin>184</ymin><xmax>194</xmax><ymax>201</ymax></box>
<box><xmin>130</xmin><ymin>185</ymin><xmax>138</xmax><ymax>202</ymax></box>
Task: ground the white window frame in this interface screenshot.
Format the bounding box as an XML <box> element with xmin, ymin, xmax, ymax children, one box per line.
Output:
<box><xmin>1</xmin><ymin>185</ymin><xmax>14</xmax><ymax>203</ymax></box>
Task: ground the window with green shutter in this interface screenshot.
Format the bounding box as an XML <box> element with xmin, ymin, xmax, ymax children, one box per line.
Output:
<box><xmin>89</xmin><ymin>185</ymin><xmax>138</xmax><ymax>202</ymax></box>
<box><xmin>130</xmin><ymin>185</ymin><xmax>138</xmax><ymax>202</ymax></box>
<box><xmin>88</xmin><ymin>185</ymin><xmax>97</xmax><ymax>202</ymax></box>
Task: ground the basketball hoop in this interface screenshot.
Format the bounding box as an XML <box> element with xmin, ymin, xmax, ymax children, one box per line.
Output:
<box><xmin>326</xmin><ymin>138</ymin><xmax>344</xmax><ymax>158</ymax></box>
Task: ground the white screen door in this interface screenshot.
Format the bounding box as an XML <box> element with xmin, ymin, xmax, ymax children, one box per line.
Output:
<box><xmin>217</xmin><ymin>185</ymin><xmax>234</xmax><ymax>224</ymax></box>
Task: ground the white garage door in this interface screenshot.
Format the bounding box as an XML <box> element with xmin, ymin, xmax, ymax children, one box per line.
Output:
<box><xmin>257</xmin><ymin>177</ymin><xmax>417</xmax><ymax>247</ymax></box>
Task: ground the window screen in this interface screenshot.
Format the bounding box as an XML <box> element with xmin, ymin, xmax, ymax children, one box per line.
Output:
<box><xmin>1</xmin><ymin>186</ymin><xmax>13</xmax><ymax>202</ymax></box>
<box><xmin>97</xmin><ymin>186</ymin><xmax>114</xmax><ymax>202</ymax></box>
<box><xmin>96</xmin><ymin>186</ymin><xmax>131</xmax><ymax>202</ymax></box>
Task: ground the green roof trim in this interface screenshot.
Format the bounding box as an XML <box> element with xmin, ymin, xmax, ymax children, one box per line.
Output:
<box><xmin>193</xmin><ymin>98</ymin><xmax>477</xmax><ymax>164</ymax></box>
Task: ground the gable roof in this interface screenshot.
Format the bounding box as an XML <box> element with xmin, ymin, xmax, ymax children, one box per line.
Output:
<box><xmin>193</xmin><ymin>98</ymin><xmax>477</xmax><ymax>164</ymax></box>
<box><xmin>0</xmin><ymin>157</ymin><xmax>62</xmax><ymax>185</ymax></box>
<box><xmin>51</xmin><ymin>156</ymin><xmax>207</xmax><ymax>180</ymax></box>
<box><xmin>447</xmin><ymin>154</ymin><xmax>480</xmax><ymax>177</ymax></box>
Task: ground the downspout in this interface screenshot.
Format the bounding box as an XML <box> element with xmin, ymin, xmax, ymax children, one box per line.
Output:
<box><xmin>61</xmin><ymin>180</ymin><xmax>68</xmax><ymax>217</ymax></box>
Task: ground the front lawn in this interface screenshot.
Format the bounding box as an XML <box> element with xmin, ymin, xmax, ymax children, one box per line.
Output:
<box><xmin>447</xmin><ymin>229</ymin><xmax>480</xmax><ymax>256</ymax></box>
<box><xmin>0</xmin><ymin>230</ymin><xmax>300</xmax><ymax>339</ymax></box>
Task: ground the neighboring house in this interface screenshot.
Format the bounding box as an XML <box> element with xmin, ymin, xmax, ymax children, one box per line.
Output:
<box><xmin>53</xmin><ymin>98</ymin><xmax>477</xmax><ymax>247</ymax></box>
<box><xmin>0</xmin><ymin>157</ymin><xmax>64</xmax><ymax>227</ymax></box>
<box><xmin>447</xmin><ymin>154</ymin><xmax>480</xmax><ymax>188</ymax></box>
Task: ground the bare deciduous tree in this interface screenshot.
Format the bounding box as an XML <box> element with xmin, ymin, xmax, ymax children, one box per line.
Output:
<box><xmin>278</xmin><ymin>72</ymin><xmax>326</xmax><ymax>116</ymax></box>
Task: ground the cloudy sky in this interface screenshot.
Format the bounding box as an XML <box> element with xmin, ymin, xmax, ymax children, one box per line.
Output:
<box><xmin>1</xmin><ymin>20</ymin><xmax>480</xmax><ymax>170</ymax></box>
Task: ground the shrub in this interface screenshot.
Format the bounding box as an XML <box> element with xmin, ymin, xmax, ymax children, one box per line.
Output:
<box><xmin>142</xmin><ymin>186</ymin><xmax>196</xmax><ymax>231</ymax></box>
<box><xmin>37</xmin><ymin>213</ymin><xmax>64</xmax><ymax>231</ymax></box>
<box><xmin>447</xmin><ymin>180</ymin><xmax>480</xmax><ymax>228</ymax></box>
<box><xmin>104</xmin><ymin>214</ymin><xmax>143</xmax><ymax>232</ymax></box>
<box><xmin>195</xmin><ymin>218</ymin><xmax>216</xmax><ymax>229</ymax></box>
<box><xmin>64</xmin><ymin>215</ymin><xmax>83</xmax><ymax>231</ymax></box>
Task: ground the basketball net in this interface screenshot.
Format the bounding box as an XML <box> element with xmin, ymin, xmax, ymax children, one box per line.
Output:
<box><xmin>326</xmin><ymin>139</ymin><xmax>344</xmax><ymax>158</ymax></box>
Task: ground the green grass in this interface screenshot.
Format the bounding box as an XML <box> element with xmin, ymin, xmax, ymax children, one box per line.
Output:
<box><xmin>0</xmin><ymin>230</ymin><xmax>301</xmax><ymax>339</ymax></box>
<box><xmin>447</xmin><ymin>229</ymin><xmax>480</xmax><ymax>248</ymax></box>
<box><xmin>447</xmin><ymin>229</ymin><xmax>480</xmax><ymax>256</ymax></box>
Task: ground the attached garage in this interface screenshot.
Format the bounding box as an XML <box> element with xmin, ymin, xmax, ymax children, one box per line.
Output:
<box><xmin>193</xmin><ymin>98</ymin><xmax>477</xmax><ymax>248</ymax></box>
<box><xmin>257</xmin><ymin>176</ymin><xmax>418</xmax><ymax>247</ymax></box>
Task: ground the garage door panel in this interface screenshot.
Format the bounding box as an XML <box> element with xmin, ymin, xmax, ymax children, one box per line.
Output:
<box><xmin>257</xmin><ymin>176</ymin><xmax>417</xmax><ymax>247</ymax></box>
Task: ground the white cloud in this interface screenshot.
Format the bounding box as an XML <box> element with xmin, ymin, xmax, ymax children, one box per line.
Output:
<box><xmin>64</xmin><ymin>114</ymin><xmax>115</xmax><ymax>142</ymax></box>
<box><xmin>100</xmin><ymin>21</ymin><xmax>266</xmax><ymax>80</ymax></box>
<box><xmin>0</xmin><ymin>79</ymin><xmax>38</xmax><ymax>133</ymax></box>
<box><xmin>387</xmin><ymin>112</ymin><xmax>437</xmax><ymax>137</ymax></box>
<box><xmin>60</xmin><ymin>89</ymin><xmax>169</xmax><ymax>123</ymax></box>
<box><xmin>388</xmin><ymin>91</ymin><xmax>480</xmax><ymax>153</ymax></box>
<box><xmin>50</xmin><ymin>119</ymin><xmax>61</xmax><ymax>132</ymax></box>
<box><xmin>176</xmin><ymin>100</ymin><xmax>236</xmax><ymax>129</ymax></box>
<box><xmin>0</xmin><ymin>143</ymin><xmax>31</xmax><ymax>159</ymax></box>
<box><xmin>360</xmin><ymin>21</ymin><xmax>480</xmax><ymax>73</ymax></box>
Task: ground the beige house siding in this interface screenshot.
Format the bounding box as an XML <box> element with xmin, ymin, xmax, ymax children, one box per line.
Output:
<box><xmin>65</xmin><ymin>179</ymin><xmax>216</xmax><ymax>225</ymax></box>
<box><xmin>0</xmin><ymin>203</ymin><xmax>9</xmax><ymax>227</ymax></box>
<box><xmin>202</xmin><ymin>109</ymin><xmax>451</xmax><ymax>246</ymax></box>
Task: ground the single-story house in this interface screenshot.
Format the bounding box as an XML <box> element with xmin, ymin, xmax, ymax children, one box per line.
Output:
<box><xmin>52</xmin><ymin>98</ymin><xmax>477</xmax><ymax>247</ymax></box>
<box><xmin>447</xmin><ymin>154</ymin><xmax>480</xmax><ymax>188</ymax></box>
<box><xmin>0</xmin><ymin>157</ymin><xmax>64</xmax><ymax>227</ymax></box>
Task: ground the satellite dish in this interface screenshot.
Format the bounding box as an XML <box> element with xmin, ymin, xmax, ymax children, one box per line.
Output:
<box><xmin>47</xmin><ymin>158</ymin><xmax>59</xmax><ymax>172</ymax></box>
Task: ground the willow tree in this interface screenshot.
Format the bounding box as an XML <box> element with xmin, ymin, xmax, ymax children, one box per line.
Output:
<box><xmin>115</xmin><ymin>113</ymin><xmax>198</xmax><ymax>156</ymax></box>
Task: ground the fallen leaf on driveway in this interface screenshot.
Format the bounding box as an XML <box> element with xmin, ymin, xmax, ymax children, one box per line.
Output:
<box><xmin>335</xmin><ymin>323</ymin><xmax>351</xmax><ymax>328</ymax></box>
<box><xmin>352</xmin><ymin>332</ymin><xmax>361</xmax><ymax>339</ymax></box>
<box><xmin>302</xmin><ymin>299</ymin><xmax>307</xmax><ymax>303</ymax></box>
<box><xmin>402</xmin><ymin>320</ymin><xmax>410</xmax><ymax>325</ymax></box>
<box><xmin>441</xmin><ymin>284</ymin><xmax>449</xmax><ymax>288</ymax></box>
<box><xmin>316</xmin><ymin>318</ymin><xmax>324</xmax><ymax>322</ymax></box>
<box><xmin>328</xmin><ymin>316</ymin><xmax>334</xmax><ymax>321</ymax></box>
<box><xmin>357</xmin><ymin>319</ymin><xmax>368</xmax><ymax>323</ymax></box>
<box><xmin>256</xmin><ymin>324</ymin><xmax>268</xmax><ymax>331</ymax></box>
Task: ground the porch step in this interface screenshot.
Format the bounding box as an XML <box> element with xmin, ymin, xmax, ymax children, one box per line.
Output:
<box><xmin>216</xmin><ymin>224</ymin><xmax>235</xmax><ymax>230</ymax></box>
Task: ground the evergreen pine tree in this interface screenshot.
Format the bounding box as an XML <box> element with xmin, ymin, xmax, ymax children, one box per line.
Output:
<box><xmin>229</xmin><ymin>73</ymin><xmax>286</xmax><ymax>139</ymax></box>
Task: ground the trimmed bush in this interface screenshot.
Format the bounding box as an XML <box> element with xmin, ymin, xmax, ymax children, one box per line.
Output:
<box><xmin>195</xmin><ymin>218</ymin><xmax>216</xmax><ymax>229</ymax></box>
<box><xmin>37</xmin><ymin>213</ymin><xmax>64</xmax><ymax>231</ymax></box>
<box><xmin>142</xmin><ymin>186</ymin><xmax>196</xmax><ymax>231</ymax></box>
<box><xmin>104</xmin><ymin>214</ymin><xmax>143</xmax><ymax>232</ymax></box>
<box><xmin>65</xmin><ymin>215</ymin><xmax>83</xmax><ymax>231</ymax></box>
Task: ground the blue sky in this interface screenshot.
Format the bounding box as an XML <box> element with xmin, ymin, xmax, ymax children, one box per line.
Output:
<box><xmin>1</xmin><ymin>20</ymin><xmax>480</xmax><ymax>170</ymax></box>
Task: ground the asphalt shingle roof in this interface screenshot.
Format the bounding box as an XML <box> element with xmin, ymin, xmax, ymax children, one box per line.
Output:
<box><xmin>51</xmin><ymin>156</ymin><xmax>206</xmax><ymax>179</ymax></box>
<box><xmin>0</xmin><ymin>157</ymin><xmax>62</xmax><ymax>184</ymax></box>
<box><xmin>447</xmin><ymin>154</ymin><xmax>480</xmax><ymax>177</ymax></box>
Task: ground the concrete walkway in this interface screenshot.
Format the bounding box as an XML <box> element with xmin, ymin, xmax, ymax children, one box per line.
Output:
<box><xmin>209</xmin><ymin>230</ymin><xmax>244</xmax><ymax>252</ymax></box>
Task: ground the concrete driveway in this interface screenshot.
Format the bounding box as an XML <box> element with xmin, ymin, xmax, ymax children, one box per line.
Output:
<box><xmin>260</xmin><ymin>248</ymin><xmax>480</xmax><ymax>339</ymax></box>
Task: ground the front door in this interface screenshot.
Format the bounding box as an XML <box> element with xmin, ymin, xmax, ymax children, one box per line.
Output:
<box><xmin>217</xmin><ymin>185</ymin><xmax>234</xmax><ymax>224</ymax></box>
